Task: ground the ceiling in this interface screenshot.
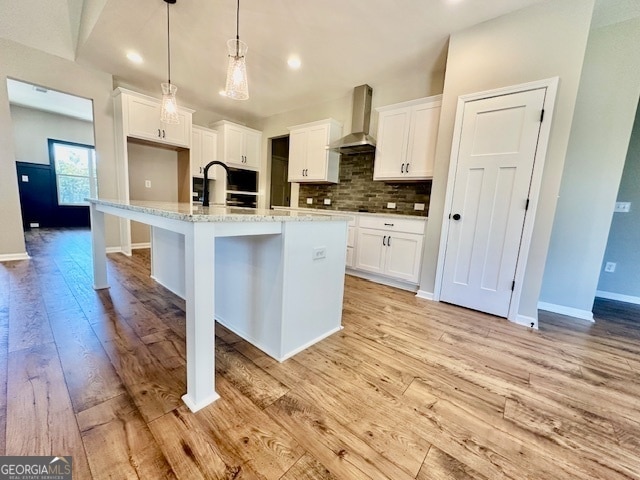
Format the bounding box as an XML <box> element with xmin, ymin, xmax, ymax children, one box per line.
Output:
<box><xmin>2</xmin><ymin>0</ymin><xmax>639</xmax><ymax>124</ymax></box>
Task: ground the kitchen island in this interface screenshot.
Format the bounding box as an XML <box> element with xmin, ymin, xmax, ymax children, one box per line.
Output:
<box><xmin>88</xmin><ymin>199</ymin><xmax>349</xmax><ymax>412</ymax></box>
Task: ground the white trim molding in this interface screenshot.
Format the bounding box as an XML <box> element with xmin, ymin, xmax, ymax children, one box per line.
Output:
<box><xmin>0</xmin><ymin>252</ymin><xmax>30</xmax><ymax>262</ymax></box>
<box><xmin>538</xmin><ymin>301</ymin><xmax>595</xmax><ymax>322</ymax></box>
<box><xmin>131</xmin><ymin>242</ymin><xmax>151</xmax><ymax>250</ymax></box>
<box><xmin>106</xmin><ymin>246</ymin><xmax>124</xmax><ymax>254</ymax></box>
<box><xmin>415</xmin><ymin>290</ymin><xmax>435</xmax><ymax>301</ymax></box>
<box><xmin>595</xmin><ymin>290</ymin><xmax>640</xmax><ymax>306</ymax></box>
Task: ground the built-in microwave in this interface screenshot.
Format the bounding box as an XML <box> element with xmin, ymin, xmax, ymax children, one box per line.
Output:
<box><xmin>192</xmin><ymin>167</ymin><xmax>258</xmax><ymax>207</ymax></box>
<box><xmin>227</xmin><ymin>167</ymin><xmax>258</xmax><ymax>208</ymax></box>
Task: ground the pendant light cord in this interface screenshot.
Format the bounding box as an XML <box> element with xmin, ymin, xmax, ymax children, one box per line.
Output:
<box><xmin>167</xmin><ymin>0</ymin><xmax>171</xmax><ymax>85</ymax></box>
<box><xmin>235</xmin><ymin>0</ymin><xmax>240</xmax><ymax>55</ymax></box>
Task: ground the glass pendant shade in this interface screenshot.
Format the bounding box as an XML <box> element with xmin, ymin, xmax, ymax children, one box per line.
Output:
<box><xmin>160</xmin><ymin>82</ymin><xmax>179</xmax><ymax>124</ymax></box>
<box><xmin>225</xmin><ymin>38</ymin><xmax>249</xmax><ymax>100</ymax></box>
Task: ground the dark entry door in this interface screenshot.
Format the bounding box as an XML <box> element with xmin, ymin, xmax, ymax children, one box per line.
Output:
<box><xmin>16</xmin><ymin>152</ymin><xmax>92</xmax><ymax>230</ymax></box>
<box><xmin>16</xmin><ymin>162</ymin><xmax>56</xmax><ymax>229</ymax></box>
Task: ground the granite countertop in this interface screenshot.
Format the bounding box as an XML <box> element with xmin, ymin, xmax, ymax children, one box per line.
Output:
<box><xmin>273</xmin><ymin>206</ymin><xmax>428</xmax><ymax>220</ymax></box>
<box><xmin>87</xmin><ymin>199</ymin><xmax>351</xmax><ymax>223</ymax></box>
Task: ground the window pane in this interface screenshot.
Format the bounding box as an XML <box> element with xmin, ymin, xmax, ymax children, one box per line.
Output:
<box><xmin>58</xmin><ymin>175</ymin><xmax>90</xmax><ymax>205</ymax></box>
<box><xmin>54</xmin><ymin>145</ymin><xmax>90</xmax><ymax>176</ymax></box>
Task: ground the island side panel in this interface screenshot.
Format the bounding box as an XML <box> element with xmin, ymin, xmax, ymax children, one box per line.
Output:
<box><xmin>280</xmin><ymin>220</ymin><xmax>348</xmax><ymax>360</ymax></box>
<box><xmin>150</xmin><ymin>226</ymin><xmax>186</xmax><ymax>298</ymax></box>
<box><xmin>214</xmin><ymin>234</ymin><xmax>284</xmax><ymax>359</ymax></box>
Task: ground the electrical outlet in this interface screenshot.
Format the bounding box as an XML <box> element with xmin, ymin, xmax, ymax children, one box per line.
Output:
<box><xmin>414</xmin><ymin>203</ymin><xmax>425</xmax><ymax>211</ymax></box>
<box><xmin>29</xmin><ymin>222</ymin><xmax>39</xmax><ymax>228</ymax></box>
<box><xmin>313</xmin><ymin>247</ymin><xmax>326</xmax><ymax>260</ymax></box>
<box><xmin>324</xmin><ymin>198</ymin><xmax>331</xmax><ymax>205</ymax></box>
<box><xmin>387</xmin><ymin>202</ymin><xmax>396</xmax><ymax>209</ymax></box>
<box><xmin>614</xmin><ymin>202</ymin><xmax>631</xmax><ymax>213</ymax></box>
<box><xmin>145</xmin><ymin>180</ymin><xmax>151</xmax><ymax>188</ymax></box>
<box><xmin>306</xmin><ymin>197</ymin><xmax>313</xmax><ymax>205</ymax></box>
<box><xmin>21</xmin><ymin>175</ymin><xmax>29</xmax><ymax>182</ymax></box>
<box><xmin>604</xmin><ymin>262</ymin><xmax>616</xmax><ymax>273</ymax></box>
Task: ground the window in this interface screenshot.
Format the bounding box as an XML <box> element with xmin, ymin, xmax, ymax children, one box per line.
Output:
<box><xmin>50</xmin><ymin>140</ymin><xmax>97</xmax><ymax>206</ymax></box>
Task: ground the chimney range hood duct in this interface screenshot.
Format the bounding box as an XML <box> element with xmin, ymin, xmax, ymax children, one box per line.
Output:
<box><xmin>330</xmin><ymin>84</ymin><xmax>376</xmax><ymax>155</ymax></box>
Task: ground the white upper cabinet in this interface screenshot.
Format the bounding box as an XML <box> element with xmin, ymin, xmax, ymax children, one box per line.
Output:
<box><xmin>288</xmin><ymin>119</ymin><xmax>342</xmax><ymax>183</ymax></box>
<box><xmin>115</xmin><ymin>88</ymin><xmax>193</xmax><ymax>148</ymax></box>
<box><xmin>213</xmin><ymin>120</ymin><xmax>262</xmax><ymax>170</ymax></box>
<box><xmin>373</xmin><ymin>95</ymin><xmax>441</xmax><ymax>181</ymax></box>
<box><xmin>191</xmin><ymin>126</ymin><xmax>218</xmax><ymax>178</ymax></box>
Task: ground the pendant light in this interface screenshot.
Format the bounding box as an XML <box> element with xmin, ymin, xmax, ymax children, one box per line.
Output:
<box><xmin>160</xmin><ymin>0</ymin><xmax>179</xmax><ymax>124</ymax></box>
<box><xmin>224</xmin><ymin>0</ymin><xmax>249</xmax><ymax>100</ymax></box>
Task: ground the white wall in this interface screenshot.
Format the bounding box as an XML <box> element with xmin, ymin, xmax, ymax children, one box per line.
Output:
<box><xmin>539</xmin><ymin>17</ymin><xmax>640</xmax><ymax>317</ymax></box>
<box><xmin>419</xmin><ymin>0</ymin><xmax>594</xmax><ymax>322</ymax></box>
<box><xmin>10</xmin><ymin>105</ymin><xmax>94</xmax><ymax>165</ymax></box>
<box><xmin>0</xmin><ymin>38</ymin><xmax>118</xmax><ymax>254</ymax></box>
<box><xmin>597</xmin><ymin>99</ymin><xmax>640</xmax><ymax>302</ymax></box>
<box><xmin>256</xmin><ymin>72</ymin><xmax>446</xmax><ymax>209</ymax></box>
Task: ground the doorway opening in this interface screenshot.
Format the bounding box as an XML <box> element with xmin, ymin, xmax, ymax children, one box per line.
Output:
<box><xmin>7</xmin><ymin>78</ymin><xmax>95</xmax><ymax>230</ymax></box>
<box><xmin>270</xmin><ymin>136</ymin><xmax>291</xmax><ymax>208</ymax></box>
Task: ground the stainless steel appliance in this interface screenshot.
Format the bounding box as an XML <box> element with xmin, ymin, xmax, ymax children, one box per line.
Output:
<box><xmin>226</xmin><ymin>167</ymin><xmax>258</xmax><ymax>207</ymax></box>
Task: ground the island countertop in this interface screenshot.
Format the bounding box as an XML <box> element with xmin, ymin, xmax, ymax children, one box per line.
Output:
<box><xmin>87</xmin><ymin>198</ymin><xmax>351</xmax><ymax>223</ymax></box>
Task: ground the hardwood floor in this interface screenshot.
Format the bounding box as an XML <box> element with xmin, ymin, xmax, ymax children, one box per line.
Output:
<box><xmin>1</xmin><ymin>227</ymin><xmax>639</xmax><ymax>479</ymax></box>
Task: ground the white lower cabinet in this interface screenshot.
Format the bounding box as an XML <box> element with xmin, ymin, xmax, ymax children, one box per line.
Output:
<box><xmin>354</xmin><ymin>216</ymin><xmax>425</xmax><ymax>284</ymax></box>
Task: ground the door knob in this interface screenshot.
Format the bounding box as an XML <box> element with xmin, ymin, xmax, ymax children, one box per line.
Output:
<box><xmin>452</xmin><ymin>213</ymin><xmax>461</xmax><ymax>221</ymax></box>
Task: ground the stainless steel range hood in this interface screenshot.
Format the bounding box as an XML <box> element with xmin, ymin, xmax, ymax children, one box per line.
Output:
<box><xmin>330</xmin><ymin>84</ymin><xmax>376</xmax><ymax>155</ymax></box>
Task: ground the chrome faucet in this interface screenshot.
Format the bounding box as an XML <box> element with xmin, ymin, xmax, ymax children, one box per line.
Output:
<box><xmin>202</xmin><ymin>160</ymin><xmax>230</xmax><ymax>207</ymax></box>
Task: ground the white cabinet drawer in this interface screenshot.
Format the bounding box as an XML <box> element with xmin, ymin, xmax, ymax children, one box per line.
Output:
<box><xmin>358</xmin><ymin>216</ymin><xmax>426</xmax><ymax>235</ymax></box>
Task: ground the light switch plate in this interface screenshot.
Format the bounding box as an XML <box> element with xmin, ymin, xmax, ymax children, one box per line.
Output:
<box><xmin>614</xmin><ymin>202</ymin><xmax>631</xmax><ymax>213</ymax></box>
<box><xmin>21</xmin><ymin>175</ymin><xmax>29</xmax><ymax>182</ymax></box>
<box><xmin>145</xmin><ymin>180</ymin><xmax>151</xmax><ymax>188</ymax></box>
<box><xmin>306</xmin><ymin>197</ymin><xmax>313</xmax><ymax>204</ymax></box>
<box><xmin>324</xmin><ymin>198</ymin><xmax>331</xmax><ymax>205</ymax></box>
<box><xmin>414</xmin><ymin>203</ymin><xmax>425</xmax><ymax>211</ymax></box>
<box><xmin>387</xmin><ymin>202</ymin><xmax>396</xmax><ymax>209</ymax></box>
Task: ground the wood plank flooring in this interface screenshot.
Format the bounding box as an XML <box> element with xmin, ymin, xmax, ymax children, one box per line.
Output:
<box><xmin>0</xmin><ymin>227</ymin><xmax>639</xmax><ymax>479</ymax></box>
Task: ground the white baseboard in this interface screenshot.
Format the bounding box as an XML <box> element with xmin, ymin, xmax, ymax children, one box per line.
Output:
<box><xmin>345</xmin><ymin>269</ymin><xmax>418</xmax><ymax>292</ymax></box>
<box><xmin>0</xmin><ymin>252</ymin><xmax>30</xmax><ymax>262</ymax></box>
<box><xmin>537</xmin><ymin>301</ymin><xmax>594</xmax><ymax>322</ymax></box>
<box><xmin>105</xmin><ymin>246</ymin><xmax>123</xmax><ymax>254</ymax></box>
<box><xmin>131</xmin><ymin>242</ymin><xmax>151</xmax><ymax>250</ymax></box>
<box><xmin>513</xmin><ymin>314</ymin><xmax>538</xmax><ymax>329</ymax></box>
<box><xmin>595</xmin><ymin>290</ymin><xmax>640</xmax><ymax>306</ymax></box>
<box><xmin>415</xmin><ymin>290</ymin><xmax>434</xmax><ymax>300</ymax></box>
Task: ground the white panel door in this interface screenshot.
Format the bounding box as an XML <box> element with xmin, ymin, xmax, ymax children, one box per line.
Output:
<box><xmin>440</xmin><ymin>88</ymin><xmax>546</xmax><ymax>317</ymax></box>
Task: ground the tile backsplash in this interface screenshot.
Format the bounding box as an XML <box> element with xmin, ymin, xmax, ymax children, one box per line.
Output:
<box><xmin>298</xmin><ymin>152</ymin><xmax>430</xmax><ymax>216</ymax></box>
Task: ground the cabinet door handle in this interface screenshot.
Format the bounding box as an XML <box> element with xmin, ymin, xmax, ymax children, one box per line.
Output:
<box><xmin>406</xmin><ymin>163</ymin><xmax>410</xmax><ymax>173</ymax></box>
<box><xmin>162</xmin><ymin>129</ymin><xmax>166</xmax><ymax>138</ymax></box>
<box><xmin>401</xmin><ymin>163</ymin><xmax>405</xmax><ymax>173</ymax></box>
<box><xmin>383</xmin><ymin>235</ymin><xmax>387</xmax><ymax>246</ymax></box>
<box><xmin>388</xmin><ymin>236</ymin><xmax>391</xmax><ymax>247</ymax></box>
<box><xmin>157</xmin><ymin>129</ymin><xmax>161</xmax><ymax>138</ymax></box>
<box><xmin>384</xmin><ymin>223</ymin><xmax>394</xmax><ymax>226</ymax></box>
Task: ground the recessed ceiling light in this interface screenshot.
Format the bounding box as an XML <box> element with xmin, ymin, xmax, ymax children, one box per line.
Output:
<box><xmin>126</xmin><ymin>51</ymin><xmax>143</xmax><ymax>64</ymax></box>
<box><xmin>287</xmin><ymin>56</ymin><xmax>301</xmax><ymax>70</ymax></box>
